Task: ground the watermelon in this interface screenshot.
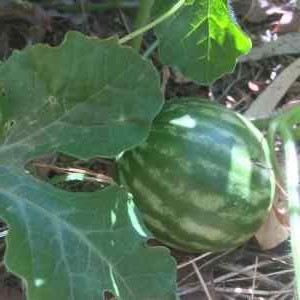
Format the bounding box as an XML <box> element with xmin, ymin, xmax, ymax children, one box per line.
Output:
<box><xmin>117</xmin><ymin>99</ymin><xmax>275</xmax><ymax>252</ymax></box>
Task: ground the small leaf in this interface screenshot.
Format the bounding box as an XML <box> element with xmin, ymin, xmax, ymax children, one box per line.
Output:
<box><xmin>153</xmin><ymin>0</ymin><xmax>252</xmax><ymax>84</ymax></box>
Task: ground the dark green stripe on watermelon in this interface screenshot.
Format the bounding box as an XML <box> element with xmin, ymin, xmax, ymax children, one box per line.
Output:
<box><xmin>118</xmin><ymin>99</ymin><xmax>275</xmax><ymax>252</ymax></box>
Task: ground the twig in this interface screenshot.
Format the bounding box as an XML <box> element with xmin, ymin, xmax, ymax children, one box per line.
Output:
<box><xmin>32</xmin><ymin>162</ymin><xmax>115</xmax><ymax>184</ymax></box>
<box><xmin>213</xmin><ymin>286</ymin><xmax>293</xmax><ymax>296</ymax></box>
<box><xmin>250</xmin><ymin>256</ymin><xmax>258</xmax><ymax>300</ymax></box>
<box><xmin>118</xmin><ymin>9</ymin><xmax>131</xmax><ymax>34</ymax></box>
<box><xmin>178</xmin><ymin>250</ymin><xmax>232</xmax><ymax>286</ymax></box>
<box><xmin>177</xmin><ymin>252</ymin><xmax>212</xmax><ymax>270</ymax></box>
<box><xmin>192</xmin><ymin>261</ymin><xmax>213</xmax><ymax>300</ymax></box>
<box><xmin>217</xmin><ymin>64</ymin><xmax>244</xmax><ymax>101</ymax></box>
<box><xmin>213</xmin><ymin>260</ymin><xmax>278</xmax><ymax>284</ymax></box>
<box><xmin>269</xmin><ymin>281</ymin><xmax>295</xmax><ymax>300</ymax></box>
<box><xmin>178</xmin><ymin>285</ymin><xmax>293</xmax><ymax>297</ymax></box>
<box><xmin>221</xmin><ymin>269</ymin><xmax>293</xmax><ymax>284</ymax></box>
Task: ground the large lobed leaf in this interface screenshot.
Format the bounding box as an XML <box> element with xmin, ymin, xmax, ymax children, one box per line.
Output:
<box><xmin>0</xmin><ymin>168</ymin><xmax>176</xmax><ymax>299</ymax></box>
<box><xmin>0</xmin><ymin>31</ymin><xmax>163</xmax><ymax>162</ymax></box>
<box><xmin>153</xmin><ymin>0</ymin><xmax>252</xmax><ymax>84</ymax></box>
<box><xmin>0</xmin><ymin>31</ymin><xmax>177</xmax><ymax>299</ymax></box>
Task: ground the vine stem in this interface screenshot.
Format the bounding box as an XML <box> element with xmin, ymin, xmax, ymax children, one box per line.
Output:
<box><xmin>253</xmin><ymin>105</ymin><xmax>300</xmax><ymax>188</ymax></box>
<box><xmin>266</xmin><ymin>107</ymin><xmax>300</xmax><ymax>298</ymax></box>
<box><xmin>279</xmin><ymin>125</ymin><xmax>300</xmax><ymax>299</ymax></box>
<box><xmin>119</xmin><ymin>0</ymin><xmax>186</xmax><ymax>45</ymax></box>
<box><xmin>130</xmin><ymin>0</ymin><xmax>155</xmax><ymax>50</ymax></box>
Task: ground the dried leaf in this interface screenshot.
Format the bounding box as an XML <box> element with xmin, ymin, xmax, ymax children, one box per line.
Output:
<box><xmin>255</xmin><ymin>208</ymin><xmax>289</xmax><ymax>250</ymax></box>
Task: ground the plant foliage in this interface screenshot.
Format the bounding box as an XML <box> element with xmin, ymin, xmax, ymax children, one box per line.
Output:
<box><xmin>153</xmin><ymin>0</ymin><xmax>252</xmax><ymax>84</ymax></box>
<box><xmin>0</xmin><ymin>0</ymin><xmax>260</xmax><ymax>298</ymax></box>
<box><xmin>0</xmin><ymin>31</ymin><xmax>177</xmax><ymax>299</ymax></box>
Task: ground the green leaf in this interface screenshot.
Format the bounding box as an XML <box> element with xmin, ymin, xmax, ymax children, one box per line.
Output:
<box><xmin>0</xmin><ymin>31</ymin><xmax>177</xmax><ymax>299</ymax></box>
<box><xmin>153</xmin><ymin>0</ymin><xmax>252</xmax><ymax>84</ymax></box>
<box><xmin>0</xmin><ymin>167</ymin><xmax>176</xmax><ymax>299</ymax></box>
<box><xmin>0</xmin><ymin>31</ymin><xmax>163</xmax><ymax>162</ymax></box>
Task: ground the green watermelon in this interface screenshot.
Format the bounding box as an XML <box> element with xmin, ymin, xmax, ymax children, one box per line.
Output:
<box><xmin>118</xmin><ymin>99</ymin><xmax>275</xmax><ymax>252</ymax></box>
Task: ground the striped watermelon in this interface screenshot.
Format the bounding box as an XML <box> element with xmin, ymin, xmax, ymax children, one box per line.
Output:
<box><xmin>118</xmin><ymin>99</ymin><xmax>275</xmax><ymax>252</ymax></box>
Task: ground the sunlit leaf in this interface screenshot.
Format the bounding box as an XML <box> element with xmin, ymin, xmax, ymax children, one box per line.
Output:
<box><xmin>153</xmin><ymin>0</ymin><xmax>252</xmax><ymax>84</ymax></box>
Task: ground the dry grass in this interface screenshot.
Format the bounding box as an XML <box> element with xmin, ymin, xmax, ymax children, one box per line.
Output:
<box><xmin>175</xmin><ymin>239</ymin><xmax>295</xmax><ymax>300</ymax></box>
